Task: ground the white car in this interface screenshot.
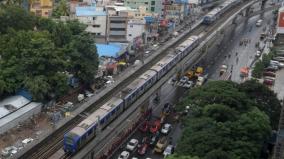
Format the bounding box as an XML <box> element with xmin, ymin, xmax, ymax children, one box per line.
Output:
<box><xmin>126</xmin><ymin>139</ymin><xmax>139</xmax><ymax>151</ymax></box>
<box><xmin>163</xmin><ymin>145</ymin><xmax>175</xmax><ymax>157</ymax></box>
<box><xmin>184</xmin><ymin>80</ymin><xmax>193</xmax><ymax>88</ymax></box>
<box><xmin>118</xmin><ymin>151</ymin><xmax>130</xmax><ymax>159</ymax></box>
<box><xmin>161</xmin><ymin>123</ymin><xmax>172</xmax><ymax>135</ymax></box>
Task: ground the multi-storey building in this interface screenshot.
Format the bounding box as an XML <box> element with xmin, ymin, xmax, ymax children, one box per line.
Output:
<box><xmin>76</xmin><ymin>5</ymin><xmax>108</xmax><ymax>43</ymax></box>
<box><xmin>30</xmin><ymin>0</ymin><xmax>53</xmax><ymax>17</ymax></box>
<box><xmin>124</xmin><ymin>0</ymin><xmax>163</xmax><ymax>14</ymax></box>
<box><xmin>127</xmin><ymin>19</ymin><xmax>146</xmax><ymax>42</ymax></box>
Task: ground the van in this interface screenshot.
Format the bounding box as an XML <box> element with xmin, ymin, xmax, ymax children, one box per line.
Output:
<box><xmin>256</xmin><ymin>20</ymin><xmax>263</xmax><ymax>27</ymax></box>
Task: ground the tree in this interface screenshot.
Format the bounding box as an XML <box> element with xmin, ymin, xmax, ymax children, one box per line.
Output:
<box><xmin>0</xmin><ymin>30</ymin><xmax>67</xmax><ymax>100</ymax></box>
<box><xmin>67</xmin><ymin>32</ymin><xmax>99</xmax><ymax>84</ymax></box>
<box><xmin>0</xmin><ymin>5</ymin><xmax>36</xmax><ymax>34</ymax></box>
<box><xmin>52</xmin><ymin>0</ymin><xmax>69</xmax><ymax>18</ymax></box>
<box><xmin>239</xmin><ymin>80</ymin><xmax>281</xmax><ymax>129</ymax></box>
<box><xmin>167</xmin><ymin>155</ymin><xmax>200</xmax><ymax>159</ymax></box>
<box><xmin>174</xmin><ymin>81</ymin><xmax>276</xmax><ymax>159</ymax></box>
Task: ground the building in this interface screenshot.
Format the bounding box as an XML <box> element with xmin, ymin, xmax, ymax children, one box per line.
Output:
<box><xmin>30</xmin><ymin>0</ymin><xmax>53</xmax><ymax>17</ymax></box>
<box><xmin>0</xmin><ymin>96</ymin><xmax>42</xmax><ymax>135</ymax></box>
<box><xmin>163</xmin><ymin>0</ymin><xmax>187</xmax><ymax>24</ymax></box>
<box><xmin>124</xmin><ymin>0</ymin><xmax>163</xmax><ymax>14</ymax></box>
<box><xmin>106</xmin><ymin>6</ymin><xmax>129</xmax><ymax>42</ymax></box>
<box><xmin>127</xmin><ymin>6</ymin><xmax>155</xmax><ymax>19</ymax></box>
<box><xmin>76</xmin><ymin>6</ymin><xmax>108</xmax><ymax>43</ymax></box>
<box><xmin>127</xmin><ymin>19</ymin><xmax>146</xmax><ymax>42</ymax></box>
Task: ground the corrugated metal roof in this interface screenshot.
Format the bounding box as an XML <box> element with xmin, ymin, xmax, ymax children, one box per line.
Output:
<box><xmin>0</xmin><ymin>96</ymin><xmax>31</xmax><ymax>118</ymax></box>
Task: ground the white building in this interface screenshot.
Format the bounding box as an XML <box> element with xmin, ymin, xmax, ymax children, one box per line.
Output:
<box><xmin>76</xmin><ymin>6</ymin><xmax>108</xmax><ymax>42</ymax></box>
<box><xmin>127</xmin><ymin>19</ymin><xmax>146</xmax><ymax>42</ymax></box>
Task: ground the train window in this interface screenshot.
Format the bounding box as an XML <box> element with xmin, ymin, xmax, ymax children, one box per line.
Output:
<box><xmin>100</xmin><ymin>118</ymin><xmax>104</xmax><ymax>125</ymax></box>
<box><xmin>82</xmin><ymin>134</ymin><xmax>86</xmax><ymax>141</ymax></box>
<box><xmin>111</xmin><ymin>110</ymin><xmax>115</xmax><ymax>115</ymax></box>
<box><xmin>88</xmin><ymin>129</ymin><xmax>93</xmax><ymax>136</ymax></box>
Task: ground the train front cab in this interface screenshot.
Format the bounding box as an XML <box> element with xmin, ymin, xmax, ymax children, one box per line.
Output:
<box><xmin>64</xmin><ymin>133</ymin><xmax>79</xmax><ymax>154</ymax></box>
<box><xmin>202</xmin><ymin>16</ymin><xmax>213</xmax><ymax>25</ymax></box>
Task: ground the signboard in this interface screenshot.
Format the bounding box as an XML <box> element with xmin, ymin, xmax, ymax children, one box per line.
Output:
<box><xmin>277</xmin><ymin>9</ymin><xmax>284</xmax><ymax>34</ymax></box>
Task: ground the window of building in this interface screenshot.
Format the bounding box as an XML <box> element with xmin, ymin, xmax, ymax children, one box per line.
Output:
<box><xmin>93</xmin><ymin>25</ymin><xmax>100</xmax><ymax>28</ymax></box>
<box><xmin>151</xmin><ymin>1</ymin><xmax>155</xmax><ymax>5</ymax></box>
<box><xmin>93</xmin><ymin>17</ymin><xmax>96</xmax><ymax>20</ymax></box>
<box><xmin>145</xmin><ymin>2</ymin><xmax>148</xmax><ymax>4</ymax></box>
<box><xmin>130</xmin><ymin>25</ymin><xmax>133</xmax><ymax>28</ymax></box>
<box><xmin>97</xmin><ymin>33</ymin><xmax>101</xmax><ymax>35</ymax></box>
<box><xmin>146</xmin><ymin>8</ymin><xmax>148</xmax><ymax>11</ymax></box>
<box><xmin>151</xmin><ymin>7</ymin><xmax>155</xmax><ymax>12</ymax></box>
<box><xmin>128</xmin><ymin>34</ymin><xmax>132</xmax><ymax>36</ymax></box>
<box><xmin>110</xmin><ymin>28</ymin><xmax>126</xmax><ymax>31</ymax></box>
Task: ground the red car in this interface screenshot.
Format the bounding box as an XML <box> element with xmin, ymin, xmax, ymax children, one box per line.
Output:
<box><xmin>137</xmin><ymin>143</ymin><xmax>149</xmax><ymax>155</ymax></box>
<box><xmin>150</xmin><ymin>120</ymin><xmax>161</xmax><ymax>134</ymax></box>
<box><xmin>263</xmin><ymin>71</ymin><xmax>276</xmax><ymax>77</ymax></box>
<box><xmin>139</xmin><ymin>121</ymin><xmax>149</xmax><ymax>133</ymax></box>
<box><xmin>263</xmin><ymin>79</ymin><xmax>274</xmax><ymax>86</ymax></box>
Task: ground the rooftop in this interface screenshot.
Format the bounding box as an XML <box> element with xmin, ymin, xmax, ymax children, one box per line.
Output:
<box><xmin>0</xmin><ymin>96</ymin><xmax>31</xmax><ymax>118</ymax></box>
<box><xmin>76</xmin><ymin>6</ymin><xmax>107</xmax><ymax>16</ymax></box>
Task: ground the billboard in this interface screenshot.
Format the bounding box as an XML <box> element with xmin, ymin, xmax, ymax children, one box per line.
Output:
<box><xmin>277</xmin><ymin>8</ymin><xmax>284</xmax><ymax>34</ymax></box>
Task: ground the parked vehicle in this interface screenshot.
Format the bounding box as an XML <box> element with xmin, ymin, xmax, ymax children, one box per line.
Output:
<box><xmin>265</xmin><ymin>67</ymin><xmax>277</xmax><ymax>72</ymax></box>
<box><xmin>137</xmin><ymin>143</ymin><xmax>149</xmax><ymax>155</ymax></box>
<box><xmin>263</xmin><ymin>79</ymin><xmax>274</xmax><ymax>86</ymax></box>
<box><xmin>161</xmin><ymin>123</ymin><xmax>172</xmax><ymax>135</ymax></box>
<box><xmin>196</xmin><ymin>74</ymin><xmax>208</xmax><ymax>86</ymax></box>
<box><xmin>118</xmin><ymin>151</ymin><xmax>130</xmax><ymax>159</ymax></box>
<box><xmin>266</xmin><ymin>65</ymin><xmax>279</xmax><ymax>71</ymax></box>
<box><xmin>154</xmin><ymin>137</ymin><xmax>169</xmax><ymax>153</ymax></box>
<box><xmin>150</xmin><ymin>120</ymin><xmax>161</xmax><ymax>134</ymax></box>
<box><xmin>264</xmin><ymin>76</ymin><xmax>276</xmax><ymax>81</ymax></box>
<box><xmin>139</xmin><ymin>121</ymin><xmax>149</xmax><ymax>133</ymax></box>
<box><xmin>256</xmin><ymin>19</ymin><xmax>263</xmax><ymax>27</ymax></box>
<box><xmin>273</xmin><ymin>57</ymin><xmax>284</xmax><ymax>62</ymax></box>
<box><xmin>150</xmin><ymin>132</ymin><xmax>160</xmax><ymax>146</ymax></box>
<box><xmin>126</xmin><ymin>139</ymin><xmax>139</xmax><ymax>151</ymax></box>
<box><xmin>263</xmin><ymin>71</ymin><xmax>276</xmax><ymax>77</ymax></box>
<box><xmin>163</xmin><ymin>145</ymin><xmax>175</xmax><ymax>157</ymax></box>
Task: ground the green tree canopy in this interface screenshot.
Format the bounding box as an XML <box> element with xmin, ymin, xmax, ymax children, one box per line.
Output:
<box><xmin>52</xmin><ymin>0</ymin><xmax>70</xmax><ymax>18</ymax></box>
<box><xmin>175</xmin><ymin>80</ymin><xmax>276</xmax><ymax>159</ymax></box>
<box><xmin>0</xmin><ymin>6</ymin><xmax>98</xmax><ymax>100</ymax></box>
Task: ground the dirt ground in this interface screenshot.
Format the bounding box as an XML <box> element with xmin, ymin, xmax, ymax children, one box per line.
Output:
<box><xmin>0</xmin><ymin>113</ymin><xmax>52</xmax><ymax>151</ymax></box>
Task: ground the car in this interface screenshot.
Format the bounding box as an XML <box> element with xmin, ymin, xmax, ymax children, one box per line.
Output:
<box><xmin>163</xmin><ymin>145</ymin><xmax>175</xmax><ymax>157</ymax></box>
<box><xmin>118</xmin><ymin>151</ymin><xmax>130</xmax><ymax>159</ymax></box>
<box><xmin>150</xmin><ymin>132</ymin><xmax>160</xmax><ymax>146</ymax></box>
<box><xmin>154</xmin><ymin>137</ymin><xmax>169</xmax><ymax>153</ymax></box>
<box><xmin>263</xmin><ymin>79</ymin><xmax>274</xmax><ymax>86</ymax></box>
<box><xmin>180</xmin><ymin>76</ymin><xmax>189</xmax><ymax>83</ymax></box>
<box><xmin>184</xmin><ymin>80</ymin><xmax>194</xmax><ymax>88</ymax></box>
<box><xmin>265</xmin><ymin>67</ymin><xmax>277</xmax><ymax>72</ymax></box>
<box><xmin>266</xmin><ymin>65</ymin><xmax>278</xmax><ymax>71</ymax></box>
<box><xmin>256</xmin><ymin>19</ymin><xmax>263</xmax><ymax>27</ymax></box>
<box><xmin>150</xmin><ymin>120</ymin><xmax>161</xmax><ymax>134</ymax></box>
<box><xmin>263</xmin><ymin>71</ymin><xmax>276</xmax><ymax>77</ymax></box>
<box><xmin>137</xmin><ymin>143</ymin><xmax>149</xmax><ymax>155</ymax></box>
<box><xmin>139</xmin><ymin>121</ymin><xmax>149</xmax><ymax>133</ymax></box>
<box><xmin>161</xmin><ymin>123</ymin><xmax>172</xmax><ymax>135</ymax></box>
<box><xmin>264</xmin><ymin>76</ymin><xmax>276</xmax><ymax>81</ymax></box>
<box><xmin>126</xmin><ymin>139</ymin><xmax>139</xmax><ymax>151</ymax></box>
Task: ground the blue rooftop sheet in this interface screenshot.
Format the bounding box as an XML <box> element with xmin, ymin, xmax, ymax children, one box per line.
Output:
<box><xmin>76</xmin><ymin>7</ymin><xmax>106</xmax><ymax>16</ymax></box>
<box><xmin>96</xmin><ymin>43</ymin><xmax>123</xmax><ymax>57</ymax></box>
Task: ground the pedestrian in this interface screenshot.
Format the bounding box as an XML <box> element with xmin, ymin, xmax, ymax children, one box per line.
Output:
<box><xmin>236</xmin><ymin>57</ymin><xmax>239</xmax><ymax>64</ymax></box>
<box><xmin>236</xmin><ymin>52</ymin><xmax>238</xmax><ymax>56</ymax></box>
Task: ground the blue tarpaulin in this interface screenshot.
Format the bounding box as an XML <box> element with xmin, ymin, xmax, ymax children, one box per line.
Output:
<box><xmin>96</xmin><ymin>43</ymin><xmax>123</xmax><ymax>58</ymax></box>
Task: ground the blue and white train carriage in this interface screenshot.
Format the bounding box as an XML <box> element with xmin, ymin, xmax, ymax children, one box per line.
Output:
<box><xmin>119</xmin><ymin>70</ymin><xmax>157</xmax><ymax>107</ymax></box>
<box><xmin>63</xmin><ymin>97</ymin><xmax>124</xmax><ymax>153</ymax></box>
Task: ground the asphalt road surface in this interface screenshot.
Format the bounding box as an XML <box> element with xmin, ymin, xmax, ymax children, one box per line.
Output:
<box><xmin>208</xmin><ymin>4</ymin><xmax>276</xmax><ymax>83</ymax></box>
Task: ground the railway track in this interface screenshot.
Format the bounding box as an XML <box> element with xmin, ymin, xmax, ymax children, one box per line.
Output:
<box><xmin>19</xmin><ymin>2</ymin><xmax>255</xmax><ymax>159</ymax></box>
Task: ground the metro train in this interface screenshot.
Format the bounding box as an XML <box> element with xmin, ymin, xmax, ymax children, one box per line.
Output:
<box><xmin>202</xmin><ymin>0</ymin><xmax>242</xmax><ymax>25</ymax></box>
<box><xmin>63</xmin><ymin>35</ymin><xmax>200</xmax><ymax>154</ymax></box>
